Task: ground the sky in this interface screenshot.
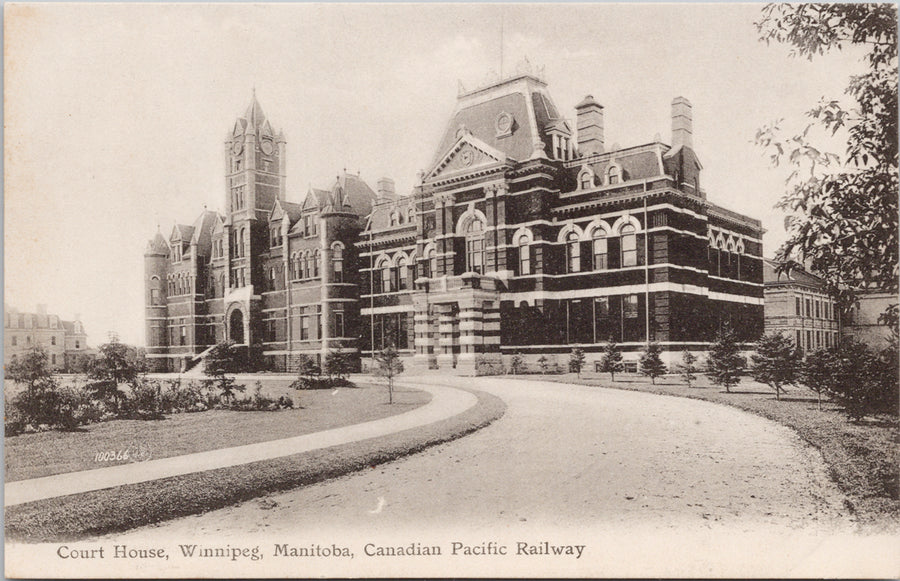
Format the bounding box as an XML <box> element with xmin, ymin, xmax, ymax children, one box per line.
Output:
<box><xmin>4</xmin><ymin>3</ymin><xmax>868</xmax><ymax>346</ymax></box>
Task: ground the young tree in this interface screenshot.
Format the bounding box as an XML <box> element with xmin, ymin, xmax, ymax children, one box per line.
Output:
<box><xmin>639</xmin><ymin>342</ymin><xmax>667</xmax><ymax>385</ymax></box>
<box><xmin>509</xmin><ymin>352</ymin><xmax>526</xmax><ymax>375</ymax></box>
<box><xmin>599</xmin><ymin>340</ymin><xmax>624</xmax><ymax>382</ymax></box>
<box><xmin>537</xmin><ymin>355</ymin><xmax>550</xmax><ymax>375</ymax></box>
<box><xmin>676</xmin><ymin>350</ymin><xmax>699</xmax><ymax>388</ymax></box>
<box><xmin>750</xmin><ymin>333</ymin><xmax>801</xmax><ymax>400</ymax></box>
<box><xmin>87</xmin><ymin>342</ymin><xmax>142</xmax><ymax>411</ymax></box>
<box><xmin>204</xmin><ymin>341</ymin><xmax>245</xmax><ymax>404</ymax></box>
<box><xmin>374</xmin><ymin>346</ymin><xmax>404</xmax><ymax>404</ymax></box>
<box><xmin>706</xmin><ymin>327</ymin><xmax>745</xmax><ymax>393</ymax></box>
<box><xmin>568</xmin><ymin>348</ymin><xmax>586</xmax><ymax>378</ymax></box>
<box><xmin>755</xmin><ymin>5</ymin><xmax>898</xmax><ymax>328</ymax></box>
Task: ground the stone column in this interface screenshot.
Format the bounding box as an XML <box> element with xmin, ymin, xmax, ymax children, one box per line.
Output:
<box><xmin>436</xmin><ymin>304</ymin><xmax>456</xmax><ymax>370</ymax></box>
<box><xmin>411</xmin><ymin>294</ymin><xmax>433</xmax><ymax>371</ymax></box>
<box><xmin>456</xmin><ymin>298</ymin><xmax>483</xmax><ymax>375</ymax></box>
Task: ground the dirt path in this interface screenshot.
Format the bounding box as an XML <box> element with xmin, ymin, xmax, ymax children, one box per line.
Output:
<box><xmin>90</xmin><ymin>377</ymin><xmax>897</xmax><ymax>577</ymax></box>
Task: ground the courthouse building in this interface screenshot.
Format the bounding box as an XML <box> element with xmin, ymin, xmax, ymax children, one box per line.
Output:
<box><xmin>145</xmin><ymin>70</ymin><xmax>765</xmax><ymax>373</ymax></box>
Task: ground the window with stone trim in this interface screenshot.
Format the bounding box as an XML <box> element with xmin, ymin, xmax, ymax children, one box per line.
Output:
<box><xmin>518</xmin><ymin>235</ymin><xmax>530</xmax><ymax>275</ymax></box>
<box><xmin>592</xmin><ymin>230</ymin><xmax>608</xmax><ymax>270</ymax></box>
<box><xmin>332</xmin><ymin>243</ymin><xmax>344</xmax><ymax>282</ymax></box>
<box><xmin>397</xmin><ymin>256</ymin><xmax>409</xmax><ymax>291</ymax></box>
<box><xmin>566</xmin><ymin>232</ymin><xmax>580</xmax><ymax>273</ymax></box>
<box><xmin>621</xmin><ymin>224</ymin><xmax>637</xmax><ymax>267</ymax></box>
<box><xmin>465</xmin><ymin>219</ymin><xmax>485</xmax><ymax>274</ymax></box>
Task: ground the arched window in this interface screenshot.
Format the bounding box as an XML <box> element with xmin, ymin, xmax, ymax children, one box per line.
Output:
<box><xmin>303</xmin><ymin>251</ymin><xmax>311</xmax><ymax>279</ymax></box>
<box><xmin>407</xmin><ymin>207</ymin><xmax>415</xmax><ymax>223</ymax></box>
<box><xmin>332</xmin><ymin>243</ymin><xmax>344</xmax><ymax>282</ymax></box>
<box><xmin>608</xmin><ymin>165</ymin><xmax>620</xmax><ymax>185</ymax></box>
<box><xmin>518</xmin><ymin>235</ymin><xmax>531</xmax><ymax>275</ymax></box>
<box><xmin>150</xmin><ymin>276</ymin><xmax>162</xmax><ymax>305</ymax></box>
<box><xmin>592</xmin><ymin>230</ymin><xmax>608</xmax><ymax>270</ymax></box>
<box><xmin>579</xmin><ymin>169</ymin><xmax>594</xmax><ymax>190</ymax></box>
<box><xmin>621</xmin><ymin>224</ymin><xmax>637</xmax><ymax>267</ymax></box>
<box><xmin>465</xmin><ymin>218</ymin><xmax>484</xmax><ymax>274</ymax></box>
<box><xmin>566</xmin><ymin>232</ymin><xmax>581</xmax><ymax>273</ymax></box>
<box><xmin>397</xmin><ymin>256</ymin><xmax>409</xmax><ymax>291</ymax></box>
<box><xmin>717</xmin><ymin>239</ymin><xmax>726</xmax><ymax>276</ymax></box>
<box><xmin>379</xmin><ymin>258</ymin><xmax>392</xmax><ymax>293</ymax></box>
<box><xmin>313</xmin><ymin>249</ymin><xmax>320</xmax><ymax>278</ymax></box>
<box><xmin>428</xmin><ymin>248</ymin><xmax>437</xmax><ymax>278</ymax></box>
<box><xmin>390</xmin><ymin>212</ymin><xmax>399</xmax><ymax>226</ymax></box>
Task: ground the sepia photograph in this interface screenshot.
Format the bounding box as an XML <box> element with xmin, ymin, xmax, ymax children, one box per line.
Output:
<box><xmin>4</xmin><ymin>2</ymin><xmax>898</xmax><ymax>578</ymax></box>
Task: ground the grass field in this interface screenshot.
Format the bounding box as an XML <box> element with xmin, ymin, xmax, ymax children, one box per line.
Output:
<box><xmin>5</xmin><ymin>379</ymin><xmax>429</xmax><ymax>482</ymax></box>
<box><xmin>524</xmin><ymin>372</ymin><xmax>899</xmax><ymax>531</ymax></box>
<box><xmin>5</xmin><ymin>387</ymin><xmax>506</xmax><ymax>542</ymax></box>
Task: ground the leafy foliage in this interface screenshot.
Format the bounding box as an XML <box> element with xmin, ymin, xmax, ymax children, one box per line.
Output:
<box><xmin>706</xmin><ymin>327</ymin><xmax>745</xmax><ymax>393</ymax></box>
<box><xmin>639</xmin><ymin>342</ymin><xmax>667</xmax><ymax>384</ymax></box>
<box><xmin>801</xmin><ymin>338</ymin><xmax>898</xmax><ymax>421</ymax></box>
<box><xmin>203</xmin><ymin>341</ymin><xmax>246</xmax><ymax>404</ymax></box>
<box><xmin>750</xmin><ymin>333</ymin><xmax>801</xmax><ymax>400</ymax></box>
<box><xmin>755</xmin><ymin>4</ymin><xmax>898</xmax><ymax>326</ymax></box>
<box><xmin>568</xmin><ymin>348</ymin><xmax>586</xmax><ymax>377</ymax></box>
<box><xmin>6</xmin><ymin>345</ymin><xmax>56</xmax><ymax>392</ymax></box>
<box><xmin>676</xmin><ymin>350</ymin><xmax>699</xmax><ymax>388</ymax></box>
<box><xmin>374</xmin><ymin>347</ymin><xmax>404</xmax><ymax>404</ymax></box>
<box><xmin>324</xmin><ymin>349</ymin><xmax>353</xmax><ymax>381</ymax></box>
<box><xmin>599</xmin><ymin>340</ymin><xmax>624</xmax><ymax>381</ymax></box>
<box><xmin>537</xmin><ymin>355</ymin><xmax>550</xmax><ymax>375</ymax></box>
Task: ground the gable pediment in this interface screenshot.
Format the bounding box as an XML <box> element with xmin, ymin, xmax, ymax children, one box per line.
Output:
<box><xmin>425</xmin><ymin>135</ymin><xmax>508</xmax><ymax>181</ymax></box>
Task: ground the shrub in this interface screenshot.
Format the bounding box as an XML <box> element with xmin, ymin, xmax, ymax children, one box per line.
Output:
<box><xmin>537</xmin><ymin>355</ymin><xmax>550</xmax><ymax>375</ymax></box>
<box><xmin>568</xmin><ymin>348</ymin><xmax>586</xmax><ymax>377</ymax></box>
<box><xmin>121</xmin><ymin>379</ymin><xmax>165</xmax><ymax>420</ymax></box>
<box><xmin>509</xmin><ymin>353</ymin><xmax>526</xmax><ymax>375</ymax></box>
<box><xmin>230</xmin><ymin>383</ymin><xmax>294</xmax><ymax>411</ymax></box>
<box><xmin>599</xmin><ymin>340</ymin><xmax>624</xmax><ymax>381</ymax></box>
<box><xmin>676</xmin><ymin>350</ymin><xmax>699</xmax><ymax>388</ymax></box>
<box><xmin>750</xmin><ymin>332</ymin><xmax>800</xmax><ymax>401</ymax></box>
<box><xmin>474</xmin><ymin>354</ymin><xmax>504</xmax><ymax>376</ymax></box>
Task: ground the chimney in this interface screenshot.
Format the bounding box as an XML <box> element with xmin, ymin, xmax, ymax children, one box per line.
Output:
<box><xmin>575</xmin><ymin>95</ymin><xmax>604</xmax><ymax>156</ymax></box>
<box><xmin>36</xmin><ymin>303</ymin><xmax>47</xmax><ymax>315</ymax></box>
<box><xmin>671</xmin><ymin>96</ymin><xmax>693</xmax><ymax>150</ymax></box>
<box><xmin>376</xmin><ymin>177</ymin><xmax>396</xmax><ymax>201</ymax></box>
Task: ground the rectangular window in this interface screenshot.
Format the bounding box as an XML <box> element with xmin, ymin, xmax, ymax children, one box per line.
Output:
<box><xmin>180</xmin><ymin>326</ymin><xmax>187</xmax><ymax>346</ymax></box>
<box><xmin>300</xmin><ymin>316</ymin><xmax>309</xmax><ymax>341</ymax></box>
<box><xmin>624</xmin><ymin>294</ymin><xmax>639</xmax><ymax>318</ymax></box>
<box><xmin>815</xmin><ymin>301</ymin><xmax>821</xmax><ymax>319</ymax></box>
<box><xmin>466</xmin><ymin>238</ymin><xmax>484</xmax><ymax>274</ymax></box>
<box><xmin>11</xmin><ymin>336</ymin><xmax>16</xmax><ymax>346</ymax></box>
<box><xmin>795</xmin><ymin>330</ymin><xmax>801</xmax><ymax>351</ymax></box>
<box><xmin>807</xmin><ymin>330</ymin><xmax>812</xmax><ymax>349</ymax></box>
<box><xmin>335</xmin><ymin>311</ymin><xmax>345</xmax><ymax>338</ymax></box>
<box><xmin>621</xmin><ymin>234</ymin><xmax>637</xmax><ymax>267</ymax></box>
<box><xmin>51</xmin><ymin>336</ymin><xmax>56</xmax><ymax>345</ymax></box>
<box><xmin>796</xmin><ymin>297</ymin><xmax>801</xmax><ymax>315</ymax></box>
<box><xmin>51</xmin><ymin>354</ymin><xmax>56</xmax><ymax>365</ymax></box>
<box><xmin>806</xmin><ymin>298</ymin><xmax>811</xmax><ymax>318</ymax></box>
<box><xmin>593</xmin><ymin>238</ymin><xmax>608</xmax><ymax>270</ymax></box>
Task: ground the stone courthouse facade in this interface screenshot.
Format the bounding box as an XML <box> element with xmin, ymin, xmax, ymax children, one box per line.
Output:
<box><xmin>145</xmin><ymin>72</ymin><xmax>764</xmax><ymax>373</ymax></box>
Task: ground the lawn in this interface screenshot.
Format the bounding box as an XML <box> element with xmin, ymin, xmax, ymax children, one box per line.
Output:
<box><xmin>5</xmin><ymin>379</ymin><xmax>429</xmax><ymax>482</ymax></box>
<box><xmin>520</xmin><ymin>371</ymin><xmax>899</xmax><ymax>531</ymax></box>
<box><xmin>5</xmin><ymin>387</ymin><xmax>506</xmax><ymax>542</ymax></box>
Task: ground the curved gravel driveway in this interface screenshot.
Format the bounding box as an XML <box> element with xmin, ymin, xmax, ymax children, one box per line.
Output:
<box><xmin>97</xmin><ymin>377</ymin><xmax>896</xmax><ymax>577</ymax></box>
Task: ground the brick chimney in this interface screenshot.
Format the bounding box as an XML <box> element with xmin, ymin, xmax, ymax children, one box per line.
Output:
<box><xmin>575</xmin><ymin>95</ymin><xmax>604</xmax><ymax>156</ymax></box>
<box><xmin>376</xmin><ymin>177</ymin><xmax>396</xmax><ymax>201</ymax></box>
<box><xmin>671</xmin><ymin>96</ymin><xmax>693</xmax><ymax>150</ymax></box>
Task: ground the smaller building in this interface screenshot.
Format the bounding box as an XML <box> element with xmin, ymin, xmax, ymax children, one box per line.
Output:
<box><xmin>763</xmin><ymin>260</ymin><xmax>839</xmax><ymax>354</ymax></box>
<box><xmin>4</xmin><ymin>304</ymin><xmax>91</xmax><ymax>371</ymax></box>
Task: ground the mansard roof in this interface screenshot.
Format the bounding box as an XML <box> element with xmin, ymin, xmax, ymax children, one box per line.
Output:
<box><xmin>429</xmin><ymin>73</ymin><xmax>565</xmax><ymax>172</ymax></box>
<box><xmin>366</xmin><ymin>195</ymin><xmax>415</xmax><ymax>232</ymax></box>
<box><xmin>324</xmin><ymin>173</ymin><xmax>377</xmax><ymax>217</ymax></box>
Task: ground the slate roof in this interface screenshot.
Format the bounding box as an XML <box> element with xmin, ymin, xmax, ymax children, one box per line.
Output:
<box><xmin>764</xmin><ymin>259</ymin><xmax>827</xmax><ymax>290</ymax></box>
<box><xmin>146</xmin><ymin>231</ymin><xmax>170</xmax><ymax>255</ymax></box>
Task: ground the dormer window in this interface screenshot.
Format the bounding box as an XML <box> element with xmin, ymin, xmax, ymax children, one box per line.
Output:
<box><xmin>578</xmin><ymin>166</ymin><xmax>595</xmax><ymax>190</ymax></box>
<box><xmin>608</xmin><ymin>165</ymin><xmax>620</xmax><ymax>185</ymax></box>
<box><xmin>172</xmin><ymin>244</ymin><xmax>182</xmax><ymax>263</ymax></box>
<box><xmin>390</xmin><ymin>212</ymin><xmax>399</xmax><ymax>227</ymax></box>
<box><xmin>270</xmin><ymin>227</ymin><xmax>282</xmax><ymax>247</ymax></box>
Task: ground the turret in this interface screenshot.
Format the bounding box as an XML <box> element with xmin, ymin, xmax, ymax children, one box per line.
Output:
<box><xmin>144</xmin><ymin>231</ymin><xmax>169</xmax><ymax>350</ymax></box>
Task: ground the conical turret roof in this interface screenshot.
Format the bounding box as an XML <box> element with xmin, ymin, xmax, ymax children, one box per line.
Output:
<box><xmin>145</xmin><ymin>230</ymin><xmax>169</xmax><ymax>255</ymax></box>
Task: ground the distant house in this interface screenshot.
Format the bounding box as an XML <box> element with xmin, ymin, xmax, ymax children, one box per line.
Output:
<box><xmin>4</xmin><ymin>304</ymin><xmax>92</xmax><ymax>371</ymax></box>
<box><xmin>763</xmin><ymin>260</ymin><xmax>839</xmax><ymax>354</ymax></box>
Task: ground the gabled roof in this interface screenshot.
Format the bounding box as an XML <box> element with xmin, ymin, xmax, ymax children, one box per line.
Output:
<box><xmin>271</xmin><ymin>199</ymin><xmax>303</xmax><ymax>225</ymax></box>
<box><xmin>303</xmin><ymin>188</ymin><xmax>331</xmax><ymax>211</ymax></box>
<box><xmin>190</xmin><ymin>210</ymin><xmax>219</xmax><ymax>255</ymax></box>
<box><xmin>426</xmin><ymin>132</ymin><xmax>508</xmax><ymax>181</ymax></box>
<box><xmin>170</xmin><ymin>224</ymin><xmax>194</xmax><ymax>243</ymax></box>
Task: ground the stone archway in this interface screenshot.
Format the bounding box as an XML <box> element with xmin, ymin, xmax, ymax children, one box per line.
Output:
<box><xmin>229</xmin><ymin>309</ymin><xmax>245</xmax><ymax>344</ymax></box>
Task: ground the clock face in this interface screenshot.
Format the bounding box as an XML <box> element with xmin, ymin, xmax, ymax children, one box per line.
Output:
<box><xmin>231</xmin><ymin>140</ymin><xmax>243</xmax><ymax>155</ymax></box>
<box><xmin>261</xmin><ymin>139</ymin><xmax>274</xmax><ymax>155</ymax></box>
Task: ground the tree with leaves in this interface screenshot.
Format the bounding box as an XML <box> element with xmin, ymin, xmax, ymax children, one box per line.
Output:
<box><xmin>509</xmin><ymin>352</ymin><xmax>526</xmax><ymax>375</ymax></box>
<box><xmin>204</xmin><ymin>341</ymin><xmax>246</xmax><ymax>404</ymax></box>
<box><xmin>676</xmin><ymin>350</ymin><xmax>699</xmax><ymax>388</ymax></box>
<box><xmin>599</xmin><ymin>340</ymin><xmax>624</xmax><ymax>382</ymax></box>
<box><xmin>87</xmin><ymin>341</ymin><xmax>142</xmax><ymax>411</ymax></box>
<box><xmin>568</xmin><ymin>348</ymin><xmax>586</xmax><ymax>378</ymax></box>
<box><xmin>639</xmin><ymin>342</ymin><xmax>667</xmax><ymax>385</ymax></box>
<box><xmin>6</xmin><ymin>345</ymin><xmax>56</xmax><ymax>393</ymax></box>
<box><xmin>706</xmin><ymin>327</ymin><xmax>745</xmax><ymax>393</ymax></box>
<box><xmin>755</xmin><ymin>4</ymin><xmax>898</xmax><ymax>330</ymax></box>
<box><xmin>324</xmin><ymin>349</ymin><xmax>353</xmax><ymax>382</ymax></box>
<box><xmin>750</xmin><ymin>332</ymin><xmax>801</xmax><ymax>400</ymax></box>
<box><xmin>374</xmin><ymin>346</ymin><xmax>404</xmax><ymax>404</ymax></box>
